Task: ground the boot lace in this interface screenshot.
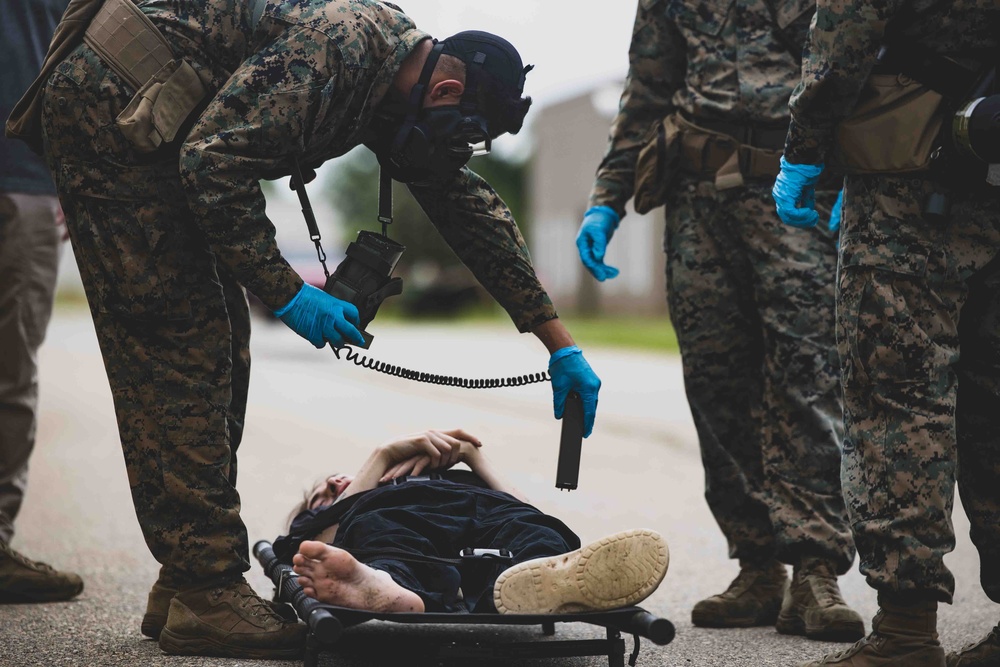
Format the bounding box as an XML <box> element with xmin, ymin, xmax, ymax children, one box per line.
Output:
<box><xmin>811</xmin><ymin>573</ymin><xmax>848</xmax><ymax>608</ymax></box>
<box><xmin>824</xmin><ymin>633</ymin><xmax>876</xmax><ymax>662</ymax></box>
<box><xmin>232</xmin><ymin>583</ymin><xmax>286</xmax><ymax>623</ymax></box>
<box><xmin>724</xmin><ymin>564</ymin><xmax>775</xmax><ymax>597</ymax></box>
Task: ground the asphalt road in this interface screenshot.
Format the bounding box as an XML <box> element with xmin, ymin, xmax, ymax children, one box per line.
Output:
<box><xmin>0</xmin><ymin>309</ymin><xmax>995</xmax><ymax>667</ymax></box>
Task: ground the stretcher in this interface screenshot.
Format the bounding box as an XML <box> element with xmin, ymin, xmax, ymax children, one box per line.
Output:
<box><xmin>254</xmin><ymin>540</ymin><xmax>676</xmax><ymax>667</ymax></box>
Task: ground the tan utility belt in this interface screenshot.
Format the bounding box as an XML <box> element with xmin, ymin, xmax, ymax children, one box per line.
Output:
<box><xmin>633</xmin><ymin>111</ymin><xmax>784</xmax><ymax>214</ymax></box>
<box><xmin>85</xmin><ymin>0</ymin><xmax>208</xmax><ymax>152</ymax></box>
<box><xmin>5</xmin><ymin>0</ymin><xmax>207</xmax><ymax>154</ymax></box>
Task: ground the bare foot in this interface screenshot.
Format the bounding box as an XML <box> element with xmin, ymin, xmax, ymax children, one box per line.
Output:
<box><xmin>292</xmin><ymin>541</ymin><xmax>424</xmax><ymax>613</ymax></box>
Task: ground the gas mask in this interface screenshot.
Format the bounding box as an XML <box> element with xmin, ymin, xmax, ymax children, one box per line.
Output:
<box><xmin>366</xmin><ymin>103</ymin><xmax>491</xmax><ymax>185</ymax></box>
<box><xmin>368</xmin><ymin>31</ymin><xmax>533</xmax><ymax>185</ymax></box>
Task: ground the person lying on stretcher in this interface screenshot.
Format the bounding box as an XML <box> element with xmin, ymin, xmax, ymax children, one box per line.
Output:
<box><xmin>281</xmin><ymin>429</ymin><xmax>669</xmax><ymax>615</ymax></box>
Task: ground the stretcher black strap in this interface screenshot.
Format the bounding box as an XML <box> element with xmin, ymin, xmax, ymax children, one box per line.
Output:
<box><xmin>345</xmin><ymin>546</ymin><xmax>514</xmax><ymax>567</ymax></box>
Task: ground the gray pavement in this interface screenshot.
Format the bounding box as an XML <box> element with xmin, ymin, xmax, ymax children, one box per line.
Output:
<box><xmin>0</xmin><ymin>308</ymin><xmax>995</xmax><ymax>667</ymax></box>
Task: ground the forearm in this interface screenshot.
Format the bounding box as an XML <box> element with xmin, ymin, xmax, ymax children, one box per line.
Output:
<box><xmin>531</xmin><ymin>318</ymin><xmax>575</xmax><ymax>355</ymax></box>
<box><xmin>181</xmin><ymin>157</ymin><xmax>302</xmax><ymax>309</ymax></box>
<box><xmin>408</xmin><ymin>171</ymin><xmax>557</xmax><ymax>332</ymax></box>
<box><xmin>338</xmin><ymin>447</ymin><xmax>391</xmax><ymax>502</ymax></box>
<box><xmin>465</xmin><ymin>451</ymin><xmax>528</xmax><ymax>504</ymax></box>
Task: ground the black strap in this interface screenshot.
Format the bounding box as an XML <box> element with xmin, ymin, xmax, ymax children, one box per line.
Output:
<box><xmin>874</xmin><ymin>41</ymin><xmax>982</xmax><ymax>100</ymax></box>
<box><xmin>874</xmin><ymin>1</ymin><xmax>997</xmax><ymax>101</ymax></box>
<box><xmin>290</xmin><ymin>156</ymin><xmax>330</xmax><ymax>278</ymax></box>
<box><xmin>378</xmin><ymin>167</ymin><xmax>393</xmax><ymax>237</ymax></box>
<box><xmin>682</xmin><ymin>112</ymin><xmax>789</xmax><ymax>150</ymax></box>
<box><xmin>347</xmin><ymin>546</ymin><xmax>514</xmax><ymax>567</ymax></box>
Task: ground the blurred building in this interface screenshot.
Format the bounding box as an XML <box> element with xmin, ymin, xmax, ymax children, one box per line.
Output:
<box><xmin>528</xmin><ymin>80</ymin><xmax>667</xmax><ymax>316</ymax></box>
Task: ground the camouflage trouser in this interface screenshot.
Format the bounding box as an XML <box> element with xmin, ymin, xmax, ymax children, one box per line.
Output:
<box><xmin>39</xmin><ymin>44</ymin><xmax>252</xmax><ymax>586</ymax></box>
<box><xmin>664</xmin><ymin>180</ymin><xmax>855</xmax><ymax>572</ymax></box>
<box><xmin>839</xmin><ymin>174</ymin><xmax>1000</xmax><ymax>604</ymax></box>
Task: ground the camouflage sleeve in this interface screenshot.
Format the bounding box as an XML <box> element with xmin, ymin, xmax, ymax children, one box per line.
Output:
<box><xmin>785</xmin><ymin>0</ymin><xmax>902</xmax><ymax>164</ymax></box>
<box><xmin>406</xmin><ymin>169</ymin><xmax>557</xmax><ymax>333</ymax></box>
<box><xmin>179</xmin><ymin>29</ymin><xmax>349</xmax><ymax>311</ymax></box>
<box><xmin>588</xmin><ymin>0</ymin><xmax>686</xmax><ymax>219</ymax></box>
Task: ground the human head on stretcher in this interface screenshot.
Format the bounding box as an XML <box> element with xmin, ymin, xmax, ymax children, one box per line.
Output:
<box><xmin>280</xmin><ymin>429</ymin><xmax>670</xmax><ymax>615</ymax></box>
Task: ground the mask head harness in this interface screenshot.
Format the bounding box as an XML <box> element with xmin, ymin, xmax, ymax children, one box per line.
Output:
<box><xmin>379</xmin><ymin>30</ymin><xmax>533</xmax><ymax>184</ymax></box>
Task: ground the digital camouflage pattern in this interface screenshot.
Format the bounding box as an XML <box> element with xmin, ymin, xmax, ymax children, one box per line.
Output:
<box><xmin>588</xmin><ymin>0</ymin><xmax>854</xmax><ymax>570</ymax></box>
<box><xmin>589</xmin><ymin>0</ymin><xmax>819</xmax><ymax>216</ymax></box>
<box><xmin>838</xmin><ymin>175</ymin><xmax>1000</xmax><ymax>604</ymax></box>
<box><xmin>786</xmin><ymin>1</ymin><xmax>1000</xmax><ymax>603</ymax></box>
<box><xmin>666</xmin><ymin>180</ymin><xmax>852</xmax><ymax>570</ymax></box>
<box><xmin>786</xmin><ymin>0</ymin><xmax>1000</xmax><ymax>164</ymax></box>
<box><xmin>39</xmin><ymin>0</ymin><xmax>553</xmax><ymax>586</ymax></box>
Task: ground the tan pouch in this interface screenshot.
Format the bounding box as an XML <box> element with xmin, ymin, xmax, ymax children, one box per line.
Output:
<box><xmin>834</xmin><ymin>73</ymin><xmax>946</xmax><ymax>174</ymax></box>
<box><xmin>115</xmin><ymin>58</ymin><xmax>207</xmax><ymax>152</ymax></box>
<box><xmin>633</xmin><ymin>113</ymin><xmax>682</xmax><ymax>214</ymax></box>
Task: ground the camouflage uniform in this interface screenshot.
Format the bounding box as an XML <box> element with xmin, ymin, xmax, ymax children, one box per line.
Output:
<box><xmin>786</xmin><ymin>0</ymin><xmax>1000</xmax><ymax>604</ymax></box>
<box><xmin>40</xmin><ymin>0</ymin><xmax>556</xmax><ymax>587</ymax></box>
<box><xmin>589</xmin><ymin>0</ymin><xmax>854</xmax><ymax>571</ymax></box>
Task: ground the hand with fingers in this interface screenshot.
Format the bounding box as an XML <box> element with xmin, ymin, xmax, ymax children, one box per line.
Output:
<box><xmin>772</xmin><ymin>156</ymin><xmax>825</xmax><ymax>229</ymax></box>
<box><xmin>575</xmin><ymin>206</ymin><xmax>621</xmax><ymax>281</ymax></box>
<box><xmin>548</xmin><ymin>346</ymin><xmax>601</xmax><ymax>438</ymax></box>
<box><xmin>273</xmin><ymin>283</ymin><xmax>367</xmax><ymax>349</ymax></box>
<box><xmin>379</xmin><ymin>429</ymin><xmax>482</xmax><ymax>481</ymax></box>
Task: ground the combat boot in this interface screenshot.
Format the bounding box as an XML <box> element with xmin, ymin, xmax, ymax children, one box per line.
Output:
<box><xmin>799</xmin><ymin>596</ymin><xmax>945</xmax><ymax>667</ymax></box>
<box><xmin>946</xmin><ymin>623</ymin><xmax>1000</xmax><ymax>666</ymax></box>
<box><xmin>141</xmin><ymin>580</ymin><xmax>176</xmax><ymax>639</ymax></box>
<box><xmin>158</xmin><ymin>577</ymin><xmax>306</xmax><ymax>659</ymax></box>
<box><xmin>143</xmin><ymin>577</ymin><xmax>295</xmax><ymax>640</ymax></box>
<box><xmin>691</xmin><ymin>558</ymin><xmax>787</xmax><ymax>627</ymax></box>
<box><xmin>777</xmin><ymin>556</ymin><xmax>865</xmax><ymax>641</ymax></box>
<box><xmin>0</xmin><ymin>540</ymin><xmax>84</xmax><ymax>603</ymax></box>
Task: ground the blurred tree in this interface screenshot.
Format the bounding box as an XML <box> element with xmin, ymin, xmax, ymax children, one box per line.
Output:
<box><xmin>324</xmin><ymin>146</ymin><xmax>532</xmax><ymax>318</ymax></box>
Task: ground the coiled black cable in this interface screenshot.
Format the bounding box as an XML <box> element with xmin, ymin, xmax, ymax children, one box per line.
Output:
<box><xmin>331</xmin><ymin>345</ymin><xmax>551</xmax><ymax>388</ymax></box>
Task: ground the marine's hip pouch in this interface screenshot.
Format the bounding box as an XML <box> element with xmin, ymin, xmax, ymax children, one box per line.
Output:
<box><xmin>674</xmin><ymin>113</ymin><xmax>784</xmax><ymax>191</ymax></box>
<box><xmin>833</xmin><ymin>74</ymin><xmax>947</xmax><ymax>174</ymax></box>
<box><xmin>633</xmin><ymin>113</ymin><xmax>682</xmax><ymax>215</ymax></box>
<box><xmin>83</xmin><ymin>0</ymin><xmax>207</xmax><ymax>153</ymax></box>
<box><xmin>115</xmin><ymin>59</ymin><xmax>207</xmax><ymax>153</ymax></box>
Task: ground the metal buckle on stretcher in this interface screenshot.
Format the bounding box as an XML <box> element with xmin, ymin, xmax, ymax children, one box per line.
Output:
<box><xmin>388</xmin><ymin>473</ymin><xmax>442</xmax><ymax>485</ymax></box>
<box><xmin>459</xmin><ymin>548</ymin><xmax>514</xmax><ymax>564</ymax></box>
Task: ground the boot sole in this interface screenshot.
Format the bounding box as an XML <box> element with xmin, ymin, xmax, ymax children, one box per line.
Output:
<box><xmin>691</xmin><ymin>605</ymin><xmax>779</xmax><ymax>628</ymax></box>
<box><xmin>493</xmin><ymin>529</ymin><xmax>669</xmax><ymax>615</ymax></box>
<box><xmin>158</xmin><ymin>627</ymin><xmax>303</xmax><ymax>659</ymax></box>
<box><xmin>776</xmin><ymin>610</ymin><xmax>866</xmax><ymax>642</ymax></box>
<box><xmin>0</xmin><ymin>582</ymin><xmax>84</xmax><ymax>603</ymax></box>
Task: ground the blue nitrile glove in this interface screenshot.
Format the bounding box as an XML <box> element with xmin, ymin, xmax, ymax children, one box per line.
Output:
<box><xmin>828</xmin><ymin>188</ymin><xmax>844</xmax><ymax>233</ymax></box>
<box><xmin>549</xmin><ymin>345</ymin><xmax>601</xmax><ymax>438</ymax></box>
<box><xmin>772</xmin><ymin>156</ymin><xmax>825</xmax><ymax>228</ymax></box>
<box><xmin>273</xmin><ymin>283</ymin><xmax>366</xmax><ymax>349</ymax></box>
<box><xmin>575</xmin><ymin>206</ymin><xmax>620</xmax><ymax>281</ymax></box>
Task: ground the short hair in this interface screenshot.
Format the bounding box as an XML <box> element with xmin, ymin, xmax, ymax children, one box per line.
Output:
<box><xmin>435</xmin><ymin>53</ymin><xmax>466</xmax><ymax>82</ymax></box>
